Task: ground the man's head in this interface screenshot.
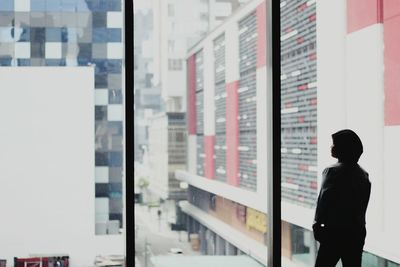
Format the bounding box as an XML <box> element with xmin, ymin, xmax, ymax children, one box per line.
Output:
<box><xmin>331</xmin><ymin>129</ymin><xmax>363</xmax><ymax>163</ymax></box>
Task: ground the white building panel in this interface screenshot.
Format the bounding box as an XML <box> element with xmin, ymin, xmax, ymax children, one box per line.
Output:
<box><xmin>0</xmin><ymin>67</ymin><xmax>123</xmax><ymax>266</ymax></box>
<box><xmin>203</xmin><ymin>40</ymin><xmax>215</xmax><ymax>136</ymax></box>
<box><xmin>316</xmin><ymin>0</ymin><xmax>347</xmax><ymax>188</ymax></box>
<box><xmin>346</xmin><ymin>24</ymin><xmax>385</xmax><ymax>234</ymax></box>
<box><xmin>225</xmin><ymin>22</ymin><xmax>240</xmax><ymax>83</ymax></box>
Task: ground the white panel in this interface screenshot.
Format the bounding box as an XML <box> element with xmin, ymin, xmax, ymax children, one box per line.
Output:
<box><xmin>108</xmin><ymin>104</ymin><xmax>123</xmax><ymax>121</ymax></box>
<box><xmin>379</xmin><ymin>127</ymin><xmax>400</xmax><ymax>262</ymax></box>
<box><xmin>0</xmin><ymin>67</ymin><xmax>123</xmax><ymax>266</ymax></box>
<box><xmin>45</xmin><ymin>43</ymin><xmax>62</xmax><ymax>59</ymax></box>
<box><xmin>256</xmin><ymin>67</ymin><xmax>267</xmax><ymax>198</ymax></box>
<box><xmin>96</xmin><ymin>197</ymin><xmax>110</xmax><ymax>216</ymax></box>
<box><xmin>203</xmin><ymin>40</ymin><xmax>215</xmax><ymax>135</ymax></box>
<box><xmin>15</xmin><ymin>42</ymin><xmax>31</xmax><ymax>58</ymax></box>
<box><xmin>95</xmin><ymin>89</ymin><xmax>109</xmax><ymax>106</ymax></box>
<box><xmin>15</xmin><ymin>0</ymin><xmax>30</xmax><ymax>11</ymax></box>
<box><xmin>107</xmin><ymin>12</ymin><xmax>123</xmax><ymax>28</ymax></box>
<box><xmin>107</xmin><ymin>43</ymin><xmax>123</xmax><ymax>59</ymax></box>
<box><xmin>176</xmin><ymin>170</ymin><xmax>267</xmax><ymax>213</ymax></box>
<box><xmin>346</xmin><ymin>24</ymin><xmax>384</xmax><ymax>234</ymax></box>
<box><xmin>95</xmin><ymin>166</ymin><xmax>109</xmax><ymax>183</ymax></box>
<box><xmin>316</xmin><ymin>0</ymin><xmax>347</xmax><ymax>189</ymax></box>
<box><xmin>225</xmin><ymin>22</ymin><xmax>239</xmax><ymax>83</ymax></box>
<box><xmin>187</xmin><ymin>135</ymin><xmax>197</xmax><ymax>174</ymax></box>
<box><xmin>281</xmin><ymin>202</ymin><xmax>315</xmax><ymax>231</ymax></box>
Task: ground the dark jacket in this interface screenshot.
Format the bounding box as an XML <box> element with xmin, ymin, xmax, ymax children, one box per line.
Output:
<box><xmin>313</xmin><ymin>163</ymin><xmax>371</xmax><ymax>234</ymax></box>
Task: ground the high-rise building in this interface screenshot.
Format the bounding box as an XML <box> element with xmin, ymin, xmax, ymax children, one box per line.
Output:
<box><xmin>0</xmin><ymin>0</ymin><xmax>124</xmax><ymax>234</ymax></box>
<box><xmin>177</xmin><ymin>0</ymin><xmax>268</xmax><ymax>264</ymax></box>
<box><xmin>178</xmin><ymin>0</ymin><xmax>400</xmax><ymax>266</ymax></box>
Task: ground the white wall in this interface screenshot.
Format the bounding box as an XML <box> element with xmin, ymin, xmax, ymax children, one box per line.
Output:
<box><xmin>0</xmin><ymin>68</ymin><xmax>123</xmax><ymax>267</ymax></box>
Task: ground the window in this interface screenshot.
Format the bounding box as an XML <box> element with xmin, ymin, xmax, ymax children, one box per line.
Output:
<box><xmin>168</xmin><ymin>4</ymin><xmax>175</xmax><ymax>17</ymax></box>
<box><xmin>168</xmin><ymin>58</ymin><xmax>182</xmax><ymax>70</ymax></box>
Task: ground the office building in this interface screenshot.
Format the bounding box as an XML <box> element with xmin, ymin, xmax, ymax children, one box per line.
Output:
<box><xmin>0</xmin><ymin>0</ymin><xmax>124</xmax><ymax>234</ymax></box>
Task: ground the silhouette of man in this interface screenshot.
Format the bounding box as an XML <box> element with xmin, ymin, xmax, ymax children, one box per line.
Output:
<box><xmin>313</xmin><ymin>129</ymin><xmax>371</xmax><ymax>267</ymax></box>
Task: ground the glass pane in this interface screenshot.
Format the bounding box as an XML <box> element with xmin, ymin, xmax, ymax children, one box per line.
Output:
<box><xmin>0</xmin><ymin>0</ymin><xmax>125</xmax><ymax>265</ymax></box>
<box><xmin>281</xmin><ymin>0</ymin><xmax>400</xmax><ymax>266</ymax></box>
<box><xmin>134</xmin><ymin>0</ymin><xmax>269</xmax><ymax>266</ymax></box>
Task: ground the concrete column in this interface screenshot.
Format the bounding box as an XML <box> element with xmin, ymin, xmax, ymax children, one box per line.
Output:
<box><xmin>199</xmin><ymin>224</ymin><xmax>207</xmax><ymax>254</ymax></box>
<box><xmin>215</xmin><ymin>235</ymin><xmax>226</xmax><ymax>255</ymax></box>
<box><xmin>225</xmin><ymin>242</ymin><xmax>237</xmax><ymax>255</ymax></box>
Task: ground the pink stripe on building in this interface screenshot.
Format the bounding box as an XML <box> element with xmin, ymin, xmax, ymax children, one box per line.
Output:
<box><xmin>226</xmin><ymin>81</ymin><xmax>240</xmax><ymax>186</ymax></box>
<box><xmin>187</xmin><ymin>55</ymin><xmax>197</xmax><ymax>134</ymax></box>
<box><xmin>384</xmin><ymin>15</ymin><xmax>400</xmax><ymax>125</ymax></box>
<box><xmin>256</xmin><ymin>1</ymin><xmax>267</xmax><ymax>68</ymax></box>
<box><xmin>204</xmin><ymin>135</ymin><xmax>215</xmax><ymax>179</ymax></box>
<box><xmin>347</xmin><ymin>0</ymin><xmax>383</xmax><ymax>33</ymax></box>
<box><xmin>384</xmin><ymin>0</ymin><xmax>400</xmax><ymax>20</ymax></box>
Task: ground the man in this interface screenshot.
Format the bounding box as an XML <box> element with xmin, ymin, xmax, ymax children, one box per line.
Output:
<box><xmin>313</xmin><ymin>129</ymin><xmax>371</xmax><ymax>267</ymax></box>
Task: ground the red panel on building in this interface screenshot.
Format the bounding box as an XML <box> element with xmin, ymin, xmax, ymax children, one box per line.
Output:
<box><xmin>204</xmin><ymin>135</ymin><xmax>215</xmax><ymax>179</ymax></box>
<box><xmin>226</xmin><ymin>81</ymin><xmax>240</xmax><ymax>186</ymax></box>
<box><xmin>383</xmin><ymin>0</ymin><xmax>400</xmax><ymax>20</ymax></box>
<box><xmin>187</xmin><ymin>55</ymin><xmax>197</xmax><ymax>134</ymax></box>
<box><xmin>256</xmin><ymin>1</ymin><xmax>267</xmax><ymax>68</ymax></box>
<box><xmin>384</xmin><ymin>16</ymin><xmax>400</xmax><ymax>125</ymax></box>
<box><xmin>347</xmin><ymin>0</ymin><xmax>383</xmax><ymax>33</ymax></box>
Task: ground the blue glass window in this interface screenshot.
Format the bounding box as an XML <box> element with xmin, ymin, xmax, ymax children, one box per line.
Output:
<box><xmin>31</xmin><ymin>0</ymin><xmax>46</xmax><ymax>11</ymax></box>
<box><xmin>98</xmin><ymin>0</ymin><xmax>108</xmax><ymax>11</ymax></box>
<box><xmin>0</xmin><ymin>0</ymin><xmax>14</xmax><ymax>11</ymax></box>
<box><xmin>46</xmin><ymin>0</ymin><xmax>62</xmax><ymax>11</ymax></box>
<box><xmin>109</xmin><ymin>183</ymin><xmax>122</xmax><ymax>193</ymax></box>
<box><xmin>46</xmin><ymin>28</ymin><xmax>62</xmax><ymax>42</ymax></box>
<box><xmin>17</xmin><ymin>59</ymin><xmax>31</xmax><ymax>66</ymax></box>
<box><xmin>93</xmin><ymin>59</ymin><xmax>107</xmax><ymax>74</ymax></box>
<box><xmin>0</xmin><ymin>57</ymin><xmax>12</xmax><ymax>66</ymax></box>
<box><xmin>61</xmin><ymin>0</ymin><xmax>76</xmax><ymax>12</ymax></box>
<box><xmin>30</xmin><ymin>27</ymin><xmax>46</xmax><ymax>42</ymax></box>
<box><xmin>77</xmin><ymin>57</ymin><xmax>90</xmax><ymax>66</ymax></box>
<box><xmin>95</xmin><ymin>152</ymin><xmax>108</xmax><ymax>166</ymax></box>
<box><xmin>76</xmin><ymin>0</ymin><xmax>90</xmax><ymax>11</ymax></box>
<box><xmin>109</xmin><ymin>152</ymin><xmax>122</xmax><ymax>167</ymax></box>
<box><xmin>108</xmin><ymin>122</ymin><xmax>123</xmax><ymax>135</ymax></box>
<box><xmin>109</xmin><ymin>90</ymin><xmax>123</xmax><ymax>104</ymax></box>
<box><xmin>107</xmin><ymin>29</ymin><xmax>121</xmax><ymax>42</ymax></box>
<box><xmin>15</xmin><ymin>27</ymin><xmax>30</xmax><ymax>42</ymax></box>
<box><xmin>45</xmin><ymin>59</ymin><xmax>66</xmax><ymax>66</ymax></box>
<box><xmin>85</xmin><ymin>0</ymin><xmax>100</xmax><ymax>11</ymax></box>
<box><xmin>93</xmin><ymin>28</ymin><xmax>107</xmax><ymax>43</ymax></box>
<box><xmin>92</xmin><ymin>12</ymin><xmax>107</xmax><ymax>28</ymax></box>
<box><xmin>109</xmin><ymin>213</ymin><xmax>122</xmax><ymax>223</ymax></box>
<box><xmin>95</xmin><ymin>106</ymin><xmax>107</xmax><ymax>120</ymax></box>
<box><xmin>95</xmin><ymin>74</ymin><xmax>108</xmax><ymax>88</ymax></box>
<box><xmin>107</xmin><ymin>0</ymin><xmax>122</xmax><ymax>11</ymax></box>
<box><xmin>95</xmin><ymin>183</ymin><xmax>109</xmax><ymax>197</ymax></box>
<box><xmin>31</xmin><ymin>42</ymin><xmax>45</xmax><ymax>58</ymax></box>
<box><xmin>78</xmin><ymin>43</ymin><xmax>92</xmax><ymax>59</ymax></box>
<box><xmin>107</xmin><ymin>59</ymin><xmax>122</xmax><ymax>74</ymax></box>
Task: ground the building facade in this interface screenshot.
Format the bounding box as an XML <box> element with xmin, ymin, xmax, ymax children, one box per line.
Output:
<box><xmin>178</xmin><ymin>0</ymin><xmax>400</xmax><ymax>266</ymax></box>
<box><xmin>178</xmin><ymin>0</ymin><xmax>269</xmax><ymax>265</ymax></box>
<box><xmin>0</xmin><ymin>0</ymin><xmax>124</xmax><ymax>234</ymax></box>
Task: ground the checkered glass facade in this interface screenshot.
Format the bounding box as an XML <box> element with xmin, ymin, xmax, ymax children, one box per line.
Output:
<box><xmin>0</xmin><ymin>0</ymin><xmax>124</xmax><ymax>234</ymax></box>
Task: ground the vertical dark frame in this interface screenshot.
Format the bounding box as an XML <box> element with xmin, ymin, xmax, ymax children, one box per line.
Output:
<box><xmin>267</xmin><ymin>0</ymin><xmax>281</xmax><ymax>266</ymax></box>
<box><xmin>125</xmin><ymin>0</ymin><xmax>134</xmax><ymax>266</ymax></box>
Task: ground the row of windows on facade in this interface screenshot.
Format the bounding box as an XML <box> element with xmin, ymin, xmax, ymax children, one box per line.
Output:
<box><xmin>0</xmin><ymin>0</ymin><xmax>121</xmax><ymax>12</ymax></box>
